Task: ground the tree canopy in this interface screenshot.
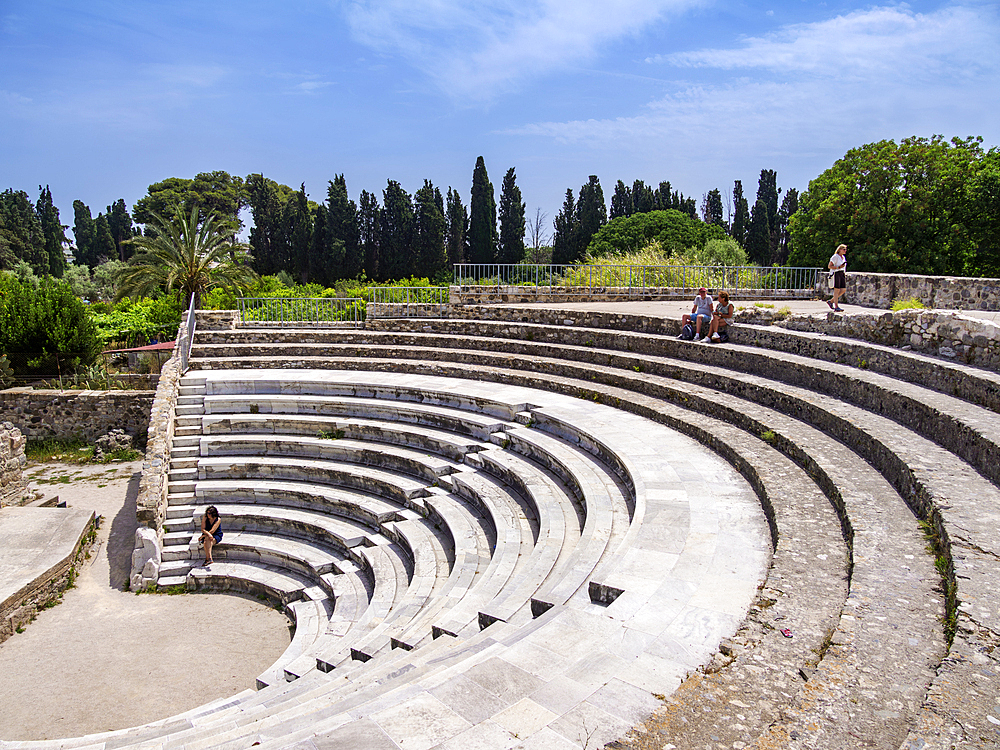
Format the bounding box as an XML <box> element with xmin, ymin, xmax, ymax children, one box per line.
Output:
<box><xmin>114</xmin><ymin>205</ymin><xmax>257</xmax><ymax>306</ymax></box>
<box><xmin>587</xmin><ymin>210</ymin><xmax>727</xmax><ymax>258</ymax></box>
<box><xmin>133</xmin><ymin>171</ymin><xmax>246</xmax><ymax>235</ymax></box>
<box><xmin>788</xmin><ymin>135</ymin><xmax>999</xmax><ymax>275</ymax></box>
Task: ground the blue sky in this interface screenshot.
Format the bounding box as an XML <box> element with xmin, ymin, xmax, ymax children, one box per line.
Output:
<box><xmin>2</xmin><ymin>0</ymin><xmax>998</xmax><ymax>239</ymax></box>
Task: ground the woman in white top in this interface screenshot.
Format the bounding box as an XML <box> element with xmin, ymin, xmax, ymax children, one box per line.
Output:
<box><xmin>827</xmin><ymin>244</ymin><xmax>847</xmax><ymax>312</ymax></box>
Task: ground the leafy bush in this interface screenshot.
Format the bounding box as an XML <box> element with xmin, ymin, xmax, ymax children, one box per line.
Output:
<box><xmin>587</xmin><ymin>210</ymin><xmax>727</xmax><ymax>258</ymax></box>
<box><xmin>891</xmin><ymin>297</ymin><xmax>927</xmax><ymax>311</ymax></box>
<box><xmin>0</xmin><ymin>272</ymin><xmax>101</xmax><ymax>366</ymax></box>
<box><xmin>681</xmin><ymin>238</ymin><xmax>749</xmax><ymax>267</ymax></box>
<box><xmin>88</xmin><ymin>296</ymin><xmax>183</xmax><ymax>347</ymax></box>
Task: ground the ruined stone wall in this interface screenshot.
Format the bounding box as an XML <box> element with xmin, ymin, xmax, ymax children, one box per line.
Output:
<box><xmin>0</xmin><ymin>390</ymin><xmax>154</xmax><ymax>443</ymax></box>
<box><xmin>847</xmin><ymin>272</ymin><xmax>1000</xmax><ymax>311</ymax></box>
<box><xmin>0</xmin><ymin>422</ymin><xmax>27</xmax><ymax>508</ymax></box>
<box><xmin>450</xmin><ymin>285</ymin><xmax>813</xmax><ymax>305</ymax></box>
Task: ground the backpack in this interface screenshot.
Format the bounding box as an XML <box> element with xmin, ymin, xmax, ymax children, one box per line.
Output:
<box><xmin>680</xmin><ymin>323</ymin><xmax>695</xmax><ymax>341</ymax></box>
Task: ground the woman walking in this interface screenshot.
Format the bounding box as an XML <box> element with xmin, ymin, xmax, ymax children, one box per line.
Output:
<box><xmin>827</xmin><ymin>244</ymin><xmax>847</xmax><ymax>312</ymax></box>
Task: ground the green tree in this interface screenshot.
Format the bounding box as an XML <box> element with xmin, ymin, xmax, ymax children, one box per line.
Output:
<box><xmin>587</xmin><ymin>209</ymin><xmax>726</xmax><ymax>258</ymax></box>
<box><xmin>36</xmin><ymin>186</ymin><xmax>66</xmax><ymax>277</ymax></box>
<box><xmin>731</xmin><ymin>180</ymin><xmax>750</xmax><ymax>247</ymax></box>
<box><xmin>967</xmin><ymin>152</ymin><xmax>1000</xmax><ymax>275</ymax></box>
<box><xmin>72</xmin><ymin>200</ymin><xmax>99</xmax><ymax>268</ymax></box>
<box><xmin>788</xmin><ymin>136</ymin><xmax>989</xmax><ymax>274</ymax></box>
<box><xmin>133</xmin><ymin>171</ymin><xmax>246</xmax><ymax>235</ymax></box>
<box><xmin>359</xmin><ymin>190</ymin><xmax>381</xmax><ymax>279</ymax></box>
<box><xmin>468</xmin><ymin>156</ymin><xmax>497</xmax><ymax>265</ymax></box>
<box><xmin>685</xmin><ymin>237</ymin><xmax>749</xmax><ymax>266</ymax></box>
<box><xmin>573</xmin><ymin>175</ymin><xmax>607</xmax><ymax>261</ymax></box>
<box><xmin>106</xmin><ymin>199</ymin><xmax>134</xmax><ymax>262</ymax></box>
<box><xmin>746</xmin><ymin>199</ymin><xmax>771</xmax><ymax>265</ymax></box>
<box><xmin>245</xmin><ymin>174</ymin><xmax>296</xmax><ymax>276</ymax></box>
<box><xmin>94</xmin><ymin>213</ymin><xmax>117</xmax><ymax>264</ymax></box>
<box><xmin>0</xmin><ymin>272</ymin><xmax>101</xmax><ymax>364</ymax></box>
<box><xmin>379</xmin><ymin>180</ymin><xmax>414</xmax><ymax>280</ymax></box>
<box><xmin>703</xmin><ymin>189</ymin><xmax>725</xmax><ymax>229</ymax></box>
<box><xmin>551</xmin><ymin>189</ymin><xmax>576</xmax><ymax>265</ymax></box>
<box><xmin>413</xmin><ymin>180</ymin><xmax>447</xmax><ymax>278</ymax></box>
<box><xmin>284</xmin><ymin>185</ymin><xmax>313</xmax><ymax>284</ymax></box>
<box><xmin>445</xmin><ymin>187</ymin><xmax>468</xmax><ymax>268</ymax></box>
<box><xmin>632</xmin><ymin>180</ymin><xmax>655</xmax><ymax>214</ymax></box>
<box><xmin>497</xmin><ymin>167</ymin><xmax>526</xmax><ymax>265</ymax></box>
<box><xmin>610</xmin><ymin>181</ymin><xmax>633</xmax><ymax>219</ymax></box>
<box><xmin>114</xmin><ymin>206</ymin><xmax>257</xmax><ymax>307</ymax></box>
<box><xmin>775</xmin><ymin>188</ymin><xmax>799</xmax><ymax>265</ymax></box>
<box><xmin>326</xmin><ymin>175</ymin><xmax>361</xmax><ymax>281</ymax></box>
<box><xmin>0</xmin><ymin>190</ymin><xmax>46</xmax><ymax>275</ymax></box>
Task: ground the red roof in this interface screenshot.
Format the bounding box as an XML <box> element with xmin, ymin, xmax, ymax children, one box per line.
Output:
<box><xmin>104</xmin><ymin>340</ymin><xmax>176</xmax><ymax>353</ymax></box>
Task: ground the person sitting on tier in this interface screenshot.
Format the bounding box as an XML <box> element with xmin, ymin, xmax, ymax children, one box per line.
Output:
<box><xmin>681</xmin><ymin>287</ymin><xmax>714</xmax><ymax>341</ymax></box>
<box><xmin>199</xmin><ymin>505</ymin><xmax>223</xmax><ymax>566</ymax></box>
<box><xmin>703</xmin><ymin>290</ymin><xmax>734</xmax><ymax>343</ymax></box>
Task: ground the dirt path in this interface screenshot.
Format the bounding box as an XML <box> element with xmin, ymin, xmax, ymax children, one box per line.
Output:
<box><xmin>0</xmin><ymin>461</ymin><xmax>291</xmax><ymax>742</ymax></box>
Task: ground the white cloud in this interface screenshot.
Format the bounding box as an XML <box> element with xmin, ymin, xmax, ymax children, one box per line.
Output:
<box><xmin>509</xmin><ymin>4</ymin><xmax>1000</xmax><ymax>186</ymax></box>
<box><xmin>650</xmin><ymin>5</ymin><xmax>999</xmax><ymax>80</ymax></box>
<box><xmin>292</xmin><ymin>80</ymin><xmax>335</xmax><ymax>94</ymax></box>
<box><xmin>337</xmin><ymin>0</ymin><xmax>707</xmax><ymax>99</ymax></box>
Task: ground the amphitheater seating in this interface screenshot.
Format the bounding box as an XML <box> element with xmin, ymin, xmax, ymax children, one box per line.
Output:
<box><xmin>15</xmin><ymin>303</ymin><xmax>1000</xmax><ymax>750</ymax></box>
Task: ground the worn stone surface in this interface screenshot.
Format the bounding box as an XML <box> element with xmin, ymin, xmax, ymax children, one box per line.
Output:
<box><xmin>0</xmin><ymin>421</ymin><xmax>27</xmax><ymax>508</ymax></box>
<box><xmin>0</xmin><ymin>390</ymin><xmax>153</xmax><ymax>443</ymax></box>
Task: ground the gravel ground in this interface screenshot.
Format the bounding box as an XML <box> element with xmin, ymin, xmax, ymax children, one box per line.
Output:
<box><xmin>0</xmin><ymin>460</ymin><xmax>291</xmax><ymax>742</ymax></box>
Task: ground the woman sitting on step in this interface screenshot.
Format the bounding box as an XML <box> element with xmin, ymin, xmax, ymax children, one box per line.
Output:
<box><xmin>703</xmin><ymin>291</ymin><xmax>734</xmax><ymax>343</ymax></box>
<box><xmin>199</xmin><ymin>506</ymin><xmax>223</xmax><ymax>566</ymax></box>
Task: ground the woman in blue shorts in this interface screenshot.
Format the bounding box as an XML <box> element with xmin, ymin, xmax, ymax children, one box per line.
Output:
<box><xmin>199</xmin><ymin>505</ymin><xmax>223</xmax><ymax>566</ymax></box>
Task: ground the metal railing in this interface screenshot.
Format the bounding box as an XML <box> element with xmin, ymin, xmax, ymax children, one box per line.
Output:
<box><xmin>236</xmin><ymin>297</ymin><xmax>366</xmax><ymax>327</ymax></box>
<box><xmin>453</xmin><ymin>264</ymin><xmax>822</xmax><ymax>295</ymax></box>
<box><xmin>178</xmin><ymin>295</ymin><xmax>197</xmax><ymax>372</ymax></box>
<box><xmin>369</xmin><ymin>287</ymin><xmax>450</xmax><ymax>304</ymax></box>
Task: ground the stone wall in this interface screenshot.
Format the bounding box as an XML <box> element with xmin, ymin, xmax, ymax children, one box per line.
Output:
<box><xmin>0</xmin><ymin>422</ymin><xmax>27</xmax><ymax>508</ymax></box>
<box><xmin>0</xmin><ymin>390</ymin><xmax>154</xmax><ymax>443</ymax></box>
<box><xmin>847</xmin><ymin>272</ymin><xmax>1000</xmax><ymax>311</ymax></box>
<box><xmin>196</xmin><ymin>309</ymin><xmax>239</xmax><ymax>331</ymax></box>
<box><xmin>451</xmin><ymin>285</ymin><xmax>813</xmax><ymax>305</ymax></box>
<box><xmin>766</xmin><ymin>308</ymin><xmax>1000</xmax><ymax>371</ymax></box>
<box><xmin>130</xmin><ymin>311</ymin><xmax>191</xmax><ymax>590</ymax></box>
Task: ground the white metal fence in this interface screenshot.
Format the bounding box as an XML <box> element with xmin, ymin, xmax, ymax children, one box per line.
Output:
<box><xmin>453</xmin><ymin>264</ymin><xmax>821</xmax><ymax>296</ymax></box>
<box><xmin>236</xmin><ymin>297</ymin><xmax>366</xmax><ymax>327</ymax></box>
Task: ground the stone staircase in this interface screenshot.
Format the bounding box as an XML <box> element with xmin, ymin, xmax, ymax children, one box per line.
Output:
<box><xmin>5</xmin><ymin>306</ymin><xmax>1000</xmax><ymax>750</ymax></box>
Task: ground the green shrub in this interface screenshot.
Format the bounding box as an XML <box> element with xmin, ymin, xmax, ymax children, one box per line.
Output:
<box><xmin>587</xmin><ymin>210</ymin><xmax>727</xmax><ymax>258</ymax></box>
<box><xmin>891</xmin><ymin>297</ymin><xmax>926</xmax><ymax>311</ymax></box>
<box><xmin>88</xmin><ymin>295</ymin><xmax>183</xmax><ymax>347</ymax></box>
<box><xmin>681</xmin><ymin>237</ymin><xmax>749</xmax><ymax>267</ymax></box>
<box><xmin>0</xmin><ymin>272</ymin><xmax>101</xmax><ymax>368</ymax></box>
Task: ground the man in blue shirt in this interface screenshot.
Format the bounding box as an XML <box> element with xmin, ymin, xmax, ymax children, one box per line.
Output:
<box><xmin>681</xmin><ymin>287</ymin><xmax>714</xmax><ymax>341</ymax></box>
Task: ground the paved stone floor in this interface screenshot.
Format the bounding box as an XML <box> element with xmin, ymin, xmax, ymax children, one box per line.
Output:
<box><xmin>0</xmin><ymin>462</ymin><xmax>291</xmax><ymax>741</ymax></box>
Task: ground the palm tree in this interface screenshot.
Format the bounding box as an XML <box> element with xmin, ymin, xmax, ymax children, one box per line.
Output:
<box><xmin>114</xmin><ymin>205</ymin><xmax>257</xmax><ymax>307</ymax></box>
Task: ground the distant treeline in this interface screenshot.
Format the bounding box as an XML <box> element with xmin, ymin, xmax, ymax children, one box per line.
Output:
<box><xmin>1</xmin><ymin>161</ymin><xmax>796</xmax><ymax>285</ymax></box>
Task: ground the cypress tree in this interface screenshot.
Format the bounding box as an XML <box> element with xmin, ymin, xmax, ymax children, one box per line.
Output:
<box><xmin>445</xmin><ymin>188</ymin><xmax>468</xmax><ymax>269</ymax></box>
<box><xmin>703</xmin><ymin>189</ymin><xmax>725</xmax><ymax>229</ymax></box>
<box><xmin>106</xmin><ymin>199</ymin><xmax>134</xmax><ymax>262</ymax></box>
<box><xmin>497</xmin><ymin>167</ymin><xmax>526</xmax><ymax>265</ymax></box>
<box><xmin>94</xmin><ymin>213</ymin><xmax>117</xmax><ymax>265</ymax></box>
<box><xmin>358</xmin><ymin>190</ymin><xmax>381</xmax><ymax>280</ymax></box>
<box><xmin>573</xmin><ymin>176</ymin><xmax>607</xmax><ymax>260</ymax></box>
<box><xmin>1</xmin><ymin>190</ymin><xmax>46</xmax><ymax>275</ymax></box>
<box><xmin>610</xmin><ymin>181</ymin><xmax>633</xmax><ymax>219</ymax></box>
<box><xmin>731</xmin><ymin>180</ymin><xmax>750</xmax><ymax>247</ymax></box>
<box><xmin>631</xmin><ymin>180</ymin><xmax>655</xmax><ymax>214</ymax></box>
<box><xmin>326</xmin><ymin>175</ymin><xmax>361</xmax><ymax>281</ymax></box>
<box><xmin>746</xmin><ymin>199</ymin><xmax>771</xmax><ymax>264</ymax></box>
<box><xmin>775</xmin><ymin>188</ymin><xmax>799</xmax><ymax>266</ymax></box>
<box><xmin>551</xmin><ymin>189</ymin><xmax>576</xmax><ymax>265</ymax></box>
<box><xmin>72</xmin><ymin>200</ymin><xmax>98</xmax><ymax>268</ymax></box>
<box><xmin>310</xmin><ymin>208</ymin><xmax>329</xmax><ymax>284</ymax></box>
<box><xmin>380</xmin><ymin>180</ymin><xmax>413</xmax><ymax>280</ymax></box>
<box><xmin>468</xmin><ymin>156</ymin><xmax>497</xmax><ymax>265</ymax></box>
<box><xmin>36</xmin><ymin>186</ymin><xmax>65</xmax><ymax>277</ymax></box>
<box><xmin>413</xmin><ymin>180</ymin><xmax>447</xmax><ymax>279</ymax></box>
<box><xmin>284</xmin><ymin>184</ymin><xmax>313</xmax><ymax>283</ymax></box>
